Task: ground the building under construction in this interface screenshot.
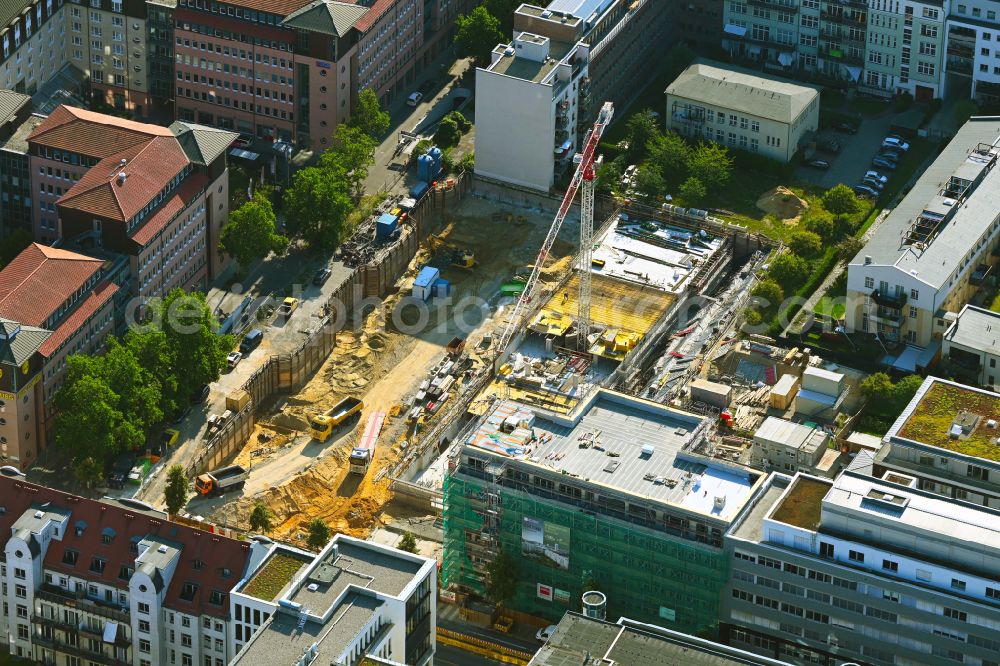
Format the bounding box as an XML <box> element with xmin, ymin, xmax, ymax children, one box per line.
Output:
<box><xmin>442</xmin><ymin>388</ymin><xmax>765</xmax><ymax>633</ymax></box>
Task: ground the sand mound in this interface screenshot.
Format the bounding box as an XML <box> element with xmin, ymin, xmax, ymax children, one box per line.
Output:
<box><xmin>756</xmin><ymin>186</ymin><xmax>808</xmax><ymax>224</ymax></box>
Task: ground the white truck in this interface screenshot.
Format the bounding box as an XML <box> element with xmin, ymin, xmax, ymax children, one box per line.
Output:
<box><xmin>194</xmin><ymin>465</ymin><xmax>248</xmax><ymax>496</ymax></box>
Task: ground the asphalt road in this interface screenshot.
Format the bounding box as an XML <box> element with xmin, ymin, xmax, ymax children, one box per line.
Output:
<box><xmin>434</xmin><ymin>643</ymin><xmax>509</xmax><ymax>666</ymax></box>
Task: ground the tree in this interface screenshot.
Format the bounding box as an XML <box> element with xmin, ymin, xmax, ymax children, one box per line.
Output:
<box><xmin>249</xmin><ymin>501</ymin><xmax>273</xmax><ymax>532</ymax></box>
<box><xmin>73</xmin><ymin>457</ymin><xmax>106</xmax><ymax>487</ymax></box>
<box><xmin>483</xmin><ymin>0</ymin><xmax>519</xmax><ymax>35</ymax></box>
<box><xmin>822</xmin><ymin>184</ymin><xmax>861</xmax><ymax>216</ymax></box>
<box><xmin>397</xmin><ymin>531</ymin><xmax>418</xmax><ymax>553</ymax></box>
<box><xmin>434</xmin><ymin>116</ymin><xmax>462</xmax><ymax>148</ymax></box>
<box><xmin>321</xmin><ymin>125</ymin><xmax>377</xmax><ymax>200</ymax></box>
<box><xmin>688</xmin><ymin>142</ymin><xmax>733</xmax><ymax>193</ymax></box>
<box><xmin>624</xmin><ymin>109</ymin><xmax>659</xmax><ymax>162</ymax></box>
<box><xmin>893</xmin><ymin>375</ymin><xmax>923</xmax><ymax>409</ymax></box>
<box><xmin>751</xmin><ymin>279</ymin><xmax>785</xmax><ymax>316</ymax></box>
<box><xmin>788</xmin><ymin>230</ymin><xmax>823</xmax><ymax>258</ymax></box>
<box><xmin>860</xmin><ymin>372</ymin><xmax>894</xmax><ymax>403</ymax></box>
<box><xmin>837</xmin><ymin>236</ymin><xmax>865</xmax><ymax>262</ymax></box>
<box><xmin>459</xmin><ymin>152</ymin><xmax>475</xmax><ymax>173</ymax></box>
<box><xmin>306</xmin><ymin>518</ymin><xmax>331</xmax><ymax>550</ymax></box>
<box><xmin>484</xmin><ymin>549</ymin><xmax>519</xmax><ymax>608</ymax></box>
<box><xmin>284</xmin><ymin>166</ymin><xmax>353</xmax><ymax>250</ymax></box>
<box><xmin>632</xmin><ymin>163</ymin><xmax>665</xmax><ymax>201</ymax></box>
<box><xmin>165</xmin><ymin>465</ymin><xmax>189</xmax><ymax>515</ymax></box>
<box><xmin>804</xmin><ymin>209</ymin><xmax>836</xmax><ymax>241</ymax></box>
<box><xmin>53</xmin><ymin>373</ymin><xmax>141</xmax><ymax>482</ymax></box>
<box><xmin>678</xmin><ymin>176</ymin><xmax>707</xmax><ymax>204</ymax></box>
<box><xmin>102</xmin><ymin>337</ymin><xmax>163</xmax><ymax>430</ymax></box>
<box><xmin>158</xmin><ymin>289</ymin><xmax>234</xmax><ymax>410</ymax></box>
<box><xmin>595</xmin><ymin>158</ymin><xmax>623</xmax><ymax>197</ymax></box>
<box><xmin>219</xmin><ymin>191</ymin><xmax>289</xmax><ymax>270</ymax></box>
<box><xmin>647</xmin><ymin>131</ymin><xmax>690</xmax><ymax>187</ymax></box>
<box><xmin>742</xmin><ymin>307</ymin><xmax>763</xmax><ymax>328</ymax></box>
<box><xmin>124</xmin><ymin>327</ymin><xmax>178</xmax><ymax>418</ymax></box>
<box><xmin>769</xmin><ymin>253</ymin><xmax>810</xmax><ymax>286</ymax></box>
<box><xmin>349</xmin><ymin>88</ymin><xmax>390</xmax><ymax>138</ymax></box>
<box><xmin>455</xmin><ymin>6</ymin><xmax>504</xmax><ymax>66</ymax></box>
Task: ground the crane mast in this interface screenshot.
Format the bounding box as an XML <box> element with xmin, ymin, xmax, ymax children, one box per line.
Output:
<box><xmin>495</xmin><ymin>101</ymin><xmax>614</xmax><ymax>359</ymax></box>
<box><xmin>577</xmin><ymin>160</ymin><xmax>598</xmax><ymax>350</ymax></box>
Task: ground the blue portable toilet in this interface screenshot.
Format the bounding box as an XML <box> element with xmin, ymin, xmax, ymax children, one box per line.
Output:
<box><xmin>376</xmin><ymin>213</ymin><xmax>398</xmax><ymax>240</ymax></box>
<box><xmin>413</xmin><ymin>266</ymin><xmax>440</xmax><ymax>301</ymax></box>
<box><xmin>432</xmin><ymin>278</ymin><xmax>451</xmax><ymax>298</ymax></box>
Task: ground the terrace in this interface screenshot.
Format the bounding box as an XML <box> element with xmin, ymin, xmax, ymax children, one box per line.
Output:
<box><xmin>896</xmin><ymin>380</ymin><xmax>1000</xmax><ymax>461</ymax></box>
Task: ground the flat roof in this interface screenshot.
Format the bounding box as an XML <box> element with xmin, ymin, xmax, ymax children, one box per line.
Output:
<box><xmin>755</xmin><ymin>417</ymin><xmax>828</xmax><ymax>455</ymax></box>
<box><xmin>943</xmin><ymin>304</ymin><xmax>1000</xmax><ymax>356</ymax></box>
<box><xmin>530</xmin><ymin>612</ymin><xmax>794</xmax><ymax>666</ymax></box>
<box><xmin>889</xmin><ymin>376</ymin><xmax>1000</xmax><ymax>462</ymax></box>
<box><xmin>545</xmin><ymin>0</ymin><xmax>616</xmax><ymax>19</ymax></box>
<box><xmin>769</xmin><ymin>475</ymin><xmax>830</xmax><ymax>531</ymax></box>
<box><xmin>665</xmin><ymin>61</ymin><xmax>818</xmax><ymax>124</ymax></box>
<box><xmin>850</xmin><ymin>117</ymin><xmax>1000</xmax><ymax>288</ymax></box>
<box><xmin>2</xmin><ymin>114</ymin><xmax>49</xmax><ymax>155</ymax></box>
<box><xmin>465</xmin><ymin>391</ymin><xmax>759</xmax><ymax>520</ymax></box>
<box><xmin>730</xmin><ymin>479</ymin><xmax>788</xmax><ymax>543</ymax></box>
<box><xmin>486</xmin><ymin>37</ymin><xmax>576</xmax><ymax>84</ymax></box>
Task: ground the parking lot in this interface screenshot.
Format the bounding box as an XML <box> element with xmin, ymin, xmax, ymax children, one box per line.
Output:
<box><xmin>796</xmin><ymin>113</ymin><xmax>896</xmax><ymax>192</ymax></box>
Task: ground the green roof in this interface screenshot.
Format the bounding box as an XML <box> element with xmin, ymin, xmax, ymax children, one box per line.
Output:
<box><xmin>898</xmin><ymin>380</ymin><xmax>1000</xmax><ymax>461</ymax></box>
<box><xmin>281</xmin><ymin>0</ymin><xmax>367</xmax><ymax>36</ymax></box>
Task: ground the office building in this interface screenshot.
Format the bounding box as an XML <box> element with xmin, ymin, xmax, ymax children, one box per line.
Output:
<box><xmin>231</xmin><ymin>535</ymin><xmax>437</xmax><ymax>666</ymax></box>
<box><xmin>531</xmin><ymin>611</ymin><xmax>794</xmax><ymax>666</ymax></box>
<box><xmin>0</xmin><ymin>243</ymin><xmax>120</xmax><ymax>463</ymax></box>
<box><xmin>474</xmin><ymin>0</ymin><xmax>671</xmax><ymax>191</ymax></box>
<box><xmin>941</xmin><ymin>304</ymin><xmax>1000</xmax><ymax>387</ymax></box>
<box><xmin>845</xmin><ymin>117</ymin><xmax>1000</xmax><ymax>354</ymax></box>
<box><xmin>875</xmin><ymin>375</ymin><xmax>1000</xmax><ymax>508</ymax></box>
<box><xmin>0</xmin><ymin>90</ymin><xmax>38</xmax><ymax>237</ymax></box>
<box><xmin>27</xmin><ymin>105</ymin><xmax>235</xmax><ymax>298</ymax></box>
<box><xmin>664</xmin><ymin>62</ymin><xmax>819</xmax><ymax>163</ymax></box>
<box><xmin>443</xmin><ymin>389</ymin><xmax>764</xmax><ymax>633</ymax></box>
<box><xmin>722</xmin><ymin>469</ymin><xmax>1000</xmax><ymax>666</ymax></box>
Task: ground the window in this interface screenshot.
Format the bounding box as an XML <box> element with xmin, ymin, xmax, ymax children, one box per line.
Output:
<box><xmin>13</xmin><ymin>568</ymin><xmax>25</xmax><ymax>580</ymax></box>
<box><xmin>987</xmin><ymin>586</ymin><xmax>1000</xmax><ymax>601</ymax></box>
<box><xmin>15</xmin><ymin>585</ymin><xmax>26</xmax><ymax>598</ymax></box>
<box><xmin>864</xmin><ymin>277</ymin><xmax>874</xmax><ymax>289</ymax></box>
<box><xmin>62</xmin><ymin>549</ymin><xmax>79</xmax><ymax>566</ymax></box>
<box><xmin>138</xmin><ymin>602</ymin><xmax>150</xmax><ymax>615</ymax></box>
<box><xmin>819</xmin><ymin>542</ymin><xmax>834</xmax><ymax>558</ymax></box>
<box><xmin>139</xmin><ymin>639</ymin><xmax>151</xmax><ymax>653</ymax></box>
<box><xmin>849</xmin><ymin>550</ymin><xmax>864</xmax><ymax>563</ymax></box>
<box><xmin>909</xmin><ymin>306</ymin><xmax>917</xmax><ymax>318</ymax></box>
<box><xmin>90</xmin><ymin>557</ymin><xmax>106</xmax><ymax>574</ymax></box>
<box><xmin>916</xmin><ymin>569</ymin><xmax>932</xmax><ymax>582</ymax></box>
<box><xmin>882</xmin><ymin>559</ymin><xmax>898</xmax><ymax>572</ymax></box>
<box><xmin>138</xmin><ymin>620</ymin><xmax>150</xmax><ymax>633</ymax></box>
<box><xmin>943</xmin><ymin>607</ymin><xmax>967</xmax><ymax>622</ymax></box>
<box><xmin>968</xmin><ymin>464</ymin><xmax>989</xmax><ymax>481</ymax></box>
<box><xmin>951</xmin><ymin>578</ymin><xmax>967</xmax><ymax>591</ymax></box>
<box><xmin>865</xmin><ymin>607</ymin><xmax>897</xmax><ymax>623</ymax></box>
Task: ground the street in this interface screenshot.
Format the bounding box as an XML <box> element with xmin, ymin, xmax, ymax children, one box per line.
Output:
<box><xmin>434</xmin><ymin>643</ymin><xmax>508</xmax><ymax>666</ymax></box>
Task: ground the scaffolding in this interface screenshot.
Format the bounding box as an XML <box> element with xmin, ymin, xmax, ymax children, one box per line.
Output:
<box><xmin>442</xmin><ymin>471</ymin><xmax>729</xmax><ymax>633</ymax></box>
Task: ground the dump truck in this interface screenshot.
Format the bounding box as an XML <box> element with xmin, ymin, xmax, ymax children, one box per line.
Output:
<box><xmin>194</xmin><ymin>465</ymin><xmax>248</xmax><ymax>496</ymax></box>
<box><xmin>350</xmin><ymin>410</ymin><xmax>385</xmax><ymax>475</ymax></box>
<box><xmin>309</xmin><ymin>396</ymin><xmax>364</xmax><ymax>442</ymax></box>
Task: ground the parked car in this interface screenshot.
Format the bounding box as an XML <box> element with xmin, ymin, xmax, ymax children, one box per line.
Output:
<box><xmin>536</xmin><ymin>625</ymin><xmax>558</xmax><ymax>641</ymax></box>
<box><xmin>170</xmin><ymin>405</ymin><xmax>192</xmax><ymax>424</ymax></box>
<box><xmin>864</xmin><ymin>170</ymin><xmax>889</xmax><ymax>185</ymax></box>
<box><xmin>240</xmin><ymin>328</ymin><xmax>263</xmax><ymax>354</ymax></box>
<box><xmin>818</xmin><ymin>138</ymin><xmax>841</xmax><ymax>154</ymax></box>
<box><xmin>193</xmin><ymin>384</ymin><xmax>210</xmax><ymax>404</ymax></box>
<box><xmin>233</xmin><ymin>132</ymin><xmax>254</xmax><ymax>149</ymax></box>
<box><xmin>872</xmin><ymin>157</ymin><xmax>898</xmax><ymax>171</ymax></box>
<box><xmin>406</xmin><ymin>91</ymin><xmax>423</xmax><ymax>106</ymax></box>
<box><xmin>862</xmin><ymin>176</ymin><xmax>885</xmax><ymax>191</ymax></box>
<box><xmin>833</xmin><ymin>122</ymin><xmax>858</xmax><ymax>134</ymax></box>
<box><xmin>881</xmin><ymin>137</ymin><xmax>910</xmax><ymax>152</ymax></box>
<box><xmin>227</xmin><ymin>351</ymin><xmax>243</xmax><ymax>368</ymax></box>
<box><xmin>806</xmin><ymin>159</ymin><xmax>831</xmax><ymax>170</ymax></box>
<box><xmin>278</xmin><ymin>297</ymin><xmax>299</xmax><ymax>318</ymax></box>
<box><xmin>313</xmin><ymin>267</ymin><xmax>333</xmax><ymax>286</ymax></box>
<box><xmin>853</xmin><ymin>184</ymin><xmax>880</xmax><ymax>198</ymax></box>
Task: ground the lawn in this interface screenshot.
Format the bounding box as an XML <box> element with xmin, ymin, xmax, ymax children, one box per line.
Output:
<box><xmin>242</xmin><ymin>553</ymin><xmax>307</xmax><ymax>601</ymax></box>
<box><xmin>814</xmin><ymin>297</ymin><xmax>846</xmax><ymax>320</ymax></box>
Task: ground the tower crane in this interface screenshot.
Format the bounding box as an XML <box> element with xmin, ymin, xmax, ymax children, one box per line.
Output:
<box><xmin>495</xmin><ymin>101</ymin><xmax>614</xmax><ymax>360</ymax></box>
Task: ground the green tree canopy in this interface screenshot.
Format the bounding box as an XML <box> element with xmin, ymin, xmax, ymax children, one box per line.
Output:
<box><xmin>647</xmin><ymin>131</ymin><xmax>690</xmax><ymax>187</ymax></box>
<box><xmin>769</xmin><ymin>253</ymin><xmax>810</xmax><ymax>286</ymax></box>
<box><xmin>284</xmin><ymin>166</ymin><xmax>354</xmax><ymax>250</ymax></box>
<box><xmin>633</xmin><ymin>163</ymin><xmax>665</xmax><ymax>200</ymax></box>
<box><xmin>124</xmin><ymin>327</ymin><xmax>177</xmax><ymax>417</ymax></box>
<box><xmin>788</xmin><ymin>230</ymin><xmax>823</xmax><ymax>258</ymax></box>
<box><xmin>397</xmin><ymin>531</ymin><xmax>418</xmax><ymax>553</ymax></box>
<box><xmin>485</xmin><ymin>549</ymin><xmax>520</xmax><ymax>608</ymax></box>
<box><xmin>349</xmin><ymin>88</ymin><xmax>390</xmax><ymax>138</ymax></box>
<box><xmin>321</xmin><ymin>125</ymin><xmax>377</xmax><ymax>199</ymax></box>
<box><xmin>249</xmin><ymin>501</ymin><xmax>273</xmax><ymax>532</ymax></box>
<box><xmin>483</xmin><ymin>0</ymin><xmax>519</xmax><ymax>34</ymax></box>
<box><xmin>678</xmin><ymin>176</ymin><xmax>707</xmax><ymax>204</ymax></box>
<box><xmin>751</xmin><ymin>279</ymin><xmax>785</xmax><ymax>316</ymax></box>
<box><xmin>595</xmin><ymin>157</ymin><xmax>623</xmax><ymax>197</ymax></box>
<box><xmin>455</xmin><ymin>6</ymin><xmax>504</xmax><ymax>66</ymax></box>
<box><xmin>624</xmin><ymin>109</ymin><xmax>660</xmax><ymax>162</ymax></box>
<box><xmin>306</xmin><ymin>518</ymin><xmax>332</xmax><ymax>550</ymax></box>
<box><xmin>102</xmin><ymin>337</ymin><xmax>163</xmax><ymax>430</ymax></box>
<box><xmin>822</xmin><ymin>183</ymin><xmax>862</xmax><ymax>216</ymax></box>
<box><xmin>219</xmin><ymin>190</ymin><xmax>288</xmax><ymax>269</ymax></box>
<box><xmin>804</xmin><ymin>209</ymin><xmax>836</xmax><ymax>241</ymax></box>
<box><xmin>434</xmin><ymin>116</ymin><xmax>462</xmax><ymax>148</ymax></box>
<box><xmin>688</xmin><ymin>141</ymin><xmax>733</xmax><ymax>193</ymax></box>
<box><xmin>837</xmin><ymin>236</ymin><xmax>865</xmax><ymax>262</ymax></box>
<box><xmin>165</xmin><ymin>465</ymin><xmax>189</xmax><ymax>515</ymax></box>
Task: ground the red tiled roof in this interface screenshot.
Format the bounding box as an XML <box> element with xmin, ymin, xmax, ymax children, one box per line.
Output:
<box><xmin>38</xmin><ymin>282</ymin><xmax>118</xmax><ymax>358</ymax></box>
<box><xmin>130</xmin><ymin>173</ymin><xmax>210</xmax><ymax>246</ymax></box>
<box><xmin>58</xmin><ymin>136</ymin><xmax>190</xmax><ymax>223</ymax></box>
<box><xmin>28</xmin><ymin>105</ymin><xmax>173</xmax><ymax>158</ymax></box>
<box><xmin>0</xmin><ymin>474</ymin><xmax>252</xmax><ymax>618</ymax></box>
<box><xmin>203</xmin><ymin>0</ymin><xmax>311</xmax><ymax>17</ymax></box>
<box><xmin>0</xmin><ymin>243</ymin><xmax>104</xmax><ymax>327</ymax></box>
<box><xmin>352</xmin><ymin>0</ymin><xmax>394</xmax><ymax>32</ymax></box>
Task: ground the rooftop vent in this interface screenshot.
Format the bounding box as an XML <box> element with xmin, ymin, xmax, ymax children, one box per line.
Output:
<box><xmin>117</xmin><ymin>172</ymin><xmax>127</xmax><ymax>185</ymax></box>
<box><xmin>504</xmin><ymin>47</ymin><xmax>514</xmax><ymax>57</ymax></box>
<box><xmin>119</xmin><ymin>158</ymin><xmax>127</xmax><ymax>167</ymax></box>
<box><xmin>306</xmin><ymin>583</ymin><xmax>319</xmax><ymax>592</ymax></box>
<box><xmin>541</xmin><ymin>9</ymin><xmax>551</xmax><ymax>17</ymax></box>
<box><xmin>157</xmin><ymin>544</ymin><xmax>168</xmax><ymax>554</ymax></box>
<box><xmin>34</xmin><ymin>510</ymin><xmax>44</xmax><ymax>519</ymax></box>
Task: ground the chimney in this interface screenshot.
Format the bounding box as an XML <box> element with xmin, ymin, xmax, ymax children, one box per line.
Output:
<box><xmin>864</xmin><ymin>255</ymin><xmax>872</xmax><ymax>265</ymax></box>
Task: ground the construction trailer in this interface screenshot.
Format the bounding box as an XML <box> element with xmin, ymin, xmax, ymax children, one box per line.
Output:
<box><xmin>413</xmin><ymin>266</ymin><xmax>440</xmax><ymax>302</ymax></box>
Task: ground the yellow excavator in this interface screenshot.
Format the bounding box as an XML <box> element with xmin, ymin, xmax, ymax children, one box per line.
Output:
<box><xmin>428</xmin><ymin>234</ymin><xmax>477</xmax><ymax>269</ymax></box>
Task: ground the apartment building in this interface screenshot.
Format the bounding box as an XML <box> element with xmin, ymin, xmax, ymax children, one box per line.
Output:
<box><xmin>845</xmin><ymin>116</ymin><xmax>1000</xmax><ymax>350</ymax></box>
<box><xmin>146</xmin><ymin>0</ymin><xmax>176</xmax><ymax>113</ymax></box>
<box><xmin>946</xmin><ymin>0</ymin><xmax>1000</xmax><ymax>105</ymax></box>
<box><xmin>0</xmin><ymin>0</ymin><xmax>68</xmax><ymax>94</ymax></box>
<box><xmin>27</xmin><ymin>105</ymin><xmax>235</xmax><ymax>300</ymax></box>
<box><xmin>0</xmin><ymin>243</ymin><xmax>119</xmax><ymax>463</ymax></box>
<box><xmin>722</xmin><ymin>469</ymin><xmax>1000</xmax><ymax>666</ymax></box>
<box><xmin>664</xmin><ymin>61</ymin><xmax>819</xmax><ymax>163</ymax></box>
<box><xmin>874</xmin><ymin>375</ymin><xmax>1000</xmax><ymax>509</ymax></box>
<box><xmin>864</xmin><ymin>0</ymin><xmax>946</xmax><ymax>100</ymax></box>
<box><xmin>231</xmin><ymin>535</ymin><xmax>437</xmax><ymax>666</ymax></box>
<box><xmin>941</xmin><ymin>304</ymin><xmax>1000</xmax><ymax>387</ymax></box>
<box><xmin>444</xmin><ymin>389</ymin><xmax>765</xmax><ymax>633</ymax></box>
<box><xmin>0</xmin><ymin>90</ymin><xmax>38</xmax><ymax>237</ymax></box>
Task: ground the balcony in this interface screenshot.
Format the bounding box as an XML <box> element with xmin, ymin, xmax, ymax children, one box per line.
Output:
<box><xmin>946</xmin><ymin>55</ymin><xmax>974</xmax><ymax>75</ymax></box>
<box><xmin>747</xmin><ymin>0</ymin><xmax>800</xmax><ymax>11</ymax></box>
<box><xmin>819</xmin><ymin>46</ymin><xmax>864</xmax><ymax>64</ymax></box>
<box><xmin>869</xmin><ymin>289</ymin><xmax>907</xmax><ymax>308</ymax></box>
<box><xmin>820</xmin><ymin>10</ymin><xmax>866</xmax><ymax>26</ymax></box>
<box><xmin>819</xmin><ymin>28</ymin><xmax>866</xmax><ymax>46</ymax></box>
<box><xmin>823</xmin><ymin>0</ymin><xmax>867</xmax><ymax>9</ymax></box>
<box><xmin>870</xmin><ymin>309</ymin><xmax>903</xmax><ymax>326</ymax></box>
<box><xmin>37</xmin><ymin>585</ymin><xmax>130</xmax><ymax>624</ymax></box>
<box><xmin>971</xmin><ymin>264</ymin><xmax>992</xmax><ymax>286</ymax></box>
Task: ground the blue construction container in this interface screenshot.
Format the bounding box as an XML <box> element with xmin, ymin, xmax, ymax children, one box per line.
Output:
<box><xmin>376</xmin><ymin>213</ymin><xmax>398</xmax><ymax>240</ymax></box>
<box><xmin>409</xmin><ymin>181</ymin><xmax>430</xmax><ymax>199</ymax></box>
<box><xmin>432</xmin><ymin>278</ymin><xmax>451</xmax><ymax>298</ymax></box>
<box><xmin>412</xmin><ymin>266</ymin><xmax>440</xmax><ymax>301</ymax></box>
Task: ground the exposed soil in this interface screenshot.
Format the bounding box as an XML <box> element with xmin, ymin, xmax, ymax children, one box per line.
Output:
<box><xmin>756</xmin><ymin>186</ymin><xmax>809</xmax><ymax>225</ymax></box>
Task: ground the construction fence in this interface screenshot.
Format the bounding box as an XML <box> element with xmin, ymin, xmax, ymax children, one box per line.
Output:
<box><xmin>186</xmin><ymin>174</ymin><xmax>471</xmax><ymax>477</ymax></box>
